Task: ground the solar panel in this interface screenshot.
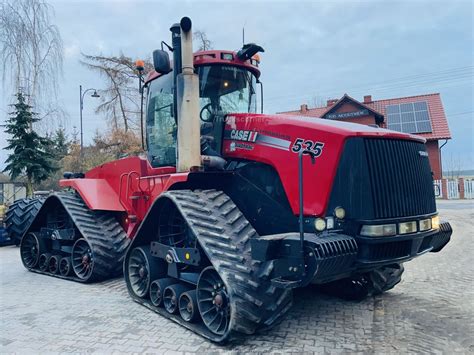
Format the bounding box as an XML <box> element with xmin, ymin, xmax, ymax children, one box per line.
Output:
<box><xmin>386</xmin><ymin>101</ymin><xmax>432</xmax><ymax>134</ymax></box>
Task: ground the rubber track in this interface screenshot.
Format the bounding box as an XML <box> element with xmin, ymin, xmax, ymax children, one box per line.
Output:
<box><xmin>320</xmin><ymin>263</ymin><xmax>405</xmax><ymax>300</ymax></box>
<box><xmin>25</xmin><ymin>192</ymin><xmax>130</xmax><ymax>283</ymax></box>
<box><xmin>369</xmin><ymin>263</ymin><xmax>404</xmax><ymax>295</ymax></box>
<box><xmin>5</xmin><ymin>198</ymin><xmax>44</xmax><ymax>245</ymax></box>
<box><xmin>131</xmin><ymin>189</ymin><xmax>293</xmax><ymax>342</ymax></box>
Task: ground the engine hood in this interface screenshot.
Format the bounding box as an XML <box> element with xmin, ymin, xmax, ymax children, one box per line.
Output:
<box><xmin>222</xmin><ymin>113</ymin><xmax>429</xmax><ymax>218</ymax></box>
<box><xmin>232</xmin><ymin>113</ymin><xmax>425</xmax><ymax>143</ymax></box>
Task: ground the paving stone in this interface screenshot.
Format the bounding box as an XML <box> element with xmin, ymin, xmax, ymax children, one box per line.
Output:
<box><xmin>0</xmin><ymin>204</ymin><xmax>472</xmax><ymax>353</ymax></box>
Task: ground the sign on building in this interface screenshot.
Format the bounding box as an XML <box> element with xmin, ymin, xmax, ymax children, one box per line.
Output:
<box><xmin>326</xmin><ymin>109</ymin><xmax>369</xmax><ymax>120</ymax></box>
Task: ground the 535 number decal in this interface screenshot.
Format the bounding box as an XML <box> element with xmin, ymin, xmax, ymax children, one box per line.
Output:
<box><xmin>291</xmin><ymin>138</ymin><xmax>324</xmax><ymax>157</ymax></box>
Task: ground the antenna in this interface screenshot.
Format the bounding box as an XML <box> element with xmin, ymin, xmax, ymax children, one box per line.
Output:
<box><xmin>242</xmin><ymin>27</ymin><xmax>245</xmax><ymax>45</ymax></box>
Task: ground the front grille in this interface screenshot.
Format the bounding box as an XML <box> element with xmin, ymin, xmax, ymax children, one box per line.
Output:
<box><xmin>365</xmin><ymin>240</ymin><xmax>412</xmax><ymax>260</ymax></box>
<box><xmin>364</xmin><ymin>139</ymin><xmax>436</xmax><ymax>219</ymax></box>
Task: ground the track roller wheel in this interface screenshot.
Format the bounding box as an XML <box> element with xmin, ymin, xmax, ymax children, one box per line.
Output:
<box><xmin>197</xmin><ymin>267</ymin><xmax>230</xmax><ymax>336</ymax></box>
<box><xmin>127</xmin><ymin>246</ymin><xmax>162</xmax><ymax>298</ymax></box>
<box><xmin>20</xmin><ymin>233</ymin><xmax>43</xmax><ymax>269</ymax></box>
<box><xmin>72</xmin><ymin>238</ymin><xmax>94</xmax><ymax>281</ymax></box>
<box><xmin>179</xmin><ymin>290</ymin><xmax>199</xmax><ymax>322</ymax></box>
<box><xmin>163</xmin><ymin>284</ymin><xmax>189</xmax><ymax>314</ymax></box>
<box><xmin>39</xmin><ymin>253</ymin><xmax>52</xmax><ymax>271</ymax></box>
<box><xmin>150</xmin><ymin>278</ymin><xmax>175</xmax><ymax>307</ymax></box>
<box><xmin>59</xmin><ymin>257</ymin><xmax>72</xmax><ymax>276</ymax></box>
<box><xmin>48</xmin><ymin>255</ymin><xmax>61</xmax><ymax>274</ymax></box>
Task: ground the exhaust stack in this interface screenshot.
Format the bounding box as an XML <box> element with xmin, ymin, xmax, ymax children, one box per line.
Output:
<box><xmin>176</xmin><ymin>17</ymin><xmax>201</xmax><ymax>172</ymax></box>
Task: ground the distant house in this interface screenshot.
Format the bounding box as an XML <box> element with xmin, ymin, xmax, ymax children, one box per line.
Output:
<box><xmin>280</xmin><ymin>93</ymin><xmax>451</xmax><ymax>179</ymax></box>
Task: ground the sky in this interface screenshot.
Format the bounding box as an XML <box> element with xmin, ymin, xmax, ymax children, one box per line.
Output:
<box><xmin>1</xmin><ymin>0</ymin><xmax>473</xmax><ymax>171</ymax></box>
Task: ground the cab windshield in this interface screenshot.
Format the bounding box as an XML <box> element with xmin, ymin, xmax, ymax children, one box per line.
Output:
<box><xmin>146</xmin><ymin>65</ymin><xmax>257</xmax><ymax>167</ymax></box>
<box><xmin>197</xmin><ymin>65</ymin><xmax>257</xmax><ymax>114</ymax></box>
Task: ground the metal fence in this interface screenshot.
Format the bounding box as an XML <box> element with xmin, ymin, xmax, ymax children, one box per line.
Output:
<box><xmin>433</xmin><ymin>178</ymin><xmax>474</xmax><ymax>199</ymax></box>
<box><xmin>465</xmin><ymin>179</ymin><xmax>474</xmax><ymax>199</ymax></box>
<box><xmin>447</xmin><ymin>180</ymin><xmax>459</xmax><ymax>199</ymax></box>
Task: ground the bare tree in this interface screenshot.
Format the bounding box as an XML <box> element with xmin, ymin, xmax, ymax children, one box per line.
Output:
<box><xmin>81</xmin><ymin>53</ymin><xmax>152</xmax><ymax>132</ymax></box>
<box><xmin>443</xmin><ymin>153</ymin><xmax>464</xmax><ymax>179</ymax></box>
<box><xmin>311</xmin><ymin>95</ymin><xmax>330</xmax><ymax>108</ymax></box>
<box><xmin>0</xmin><ymin>0</ymin><xmax>63</xmax><ymax>118</ymax></box>
<box><xmin>193</xmin><ymin>30</ymin><xmax>213</xmax><ymax>51</ymax></box>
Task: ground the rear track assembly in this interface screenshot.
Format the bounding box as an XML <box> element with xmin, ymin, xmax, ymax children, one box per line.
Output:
<box><xmin>20</xmin><ymin>192</ymin><xmax>130</xmax><ymax>282</ymax></box>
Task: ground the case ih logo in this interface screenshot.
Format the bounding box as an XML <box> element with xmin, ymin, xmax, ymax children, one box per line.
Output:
<box><xmin>230</xmin><ymin>129</ymin><xmax>258</xmax><ymax>142</ymax></box>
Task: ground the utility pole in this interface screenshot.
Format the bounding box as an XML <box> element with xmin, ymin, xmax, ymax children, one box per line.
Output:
<box><xmin>79</xmin><ymin>85</ymin><xmax>83</xmax><ymax>152</ymax></box>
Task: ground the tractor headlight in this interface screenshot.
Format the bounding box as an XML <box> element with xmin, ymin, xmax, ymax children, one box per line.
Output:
<box><xmin>431</xmin><ymin>216</ymin><xmax>440</xmax><ymax>230</ymax></box>
<box><xmin>334</xmin><ymin>207</ymin><xmax>346</xmax><ymax>219</ymax></box>
<box><xmin>398</xmin><ymin>221</ymin><xmax>417</xmax><ymax>235</ymax></box>
<box><xmin>314</xmin><ymin>218</ymin><xmax>326</xmax><ymax>231</ymax></box>
<box><xmin>360</xmin><ymin>224</ymin><xmax>396</xmax><ymax>237</ymax></box>
<box><xmin>419</xmin><ymin>218</ymin><xmax>432</xmax><ymax>231</ymax></box>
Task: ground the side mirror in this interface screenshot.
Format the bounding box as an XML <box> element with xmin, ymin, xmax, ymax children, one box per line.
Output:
<box><xmin>152</xmin><ymin>49</ymin><xmax>171</xmax><ymax>74</ymax></box>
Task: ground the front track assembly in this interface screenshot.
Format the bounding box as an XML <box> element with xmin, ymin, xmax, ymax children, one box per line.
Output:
<box><xmin>19</xmin><ymin>192</ymin><xmax>130</xmax><ymax>282</ymax></box>
<box><xmin>124</xmin><ymin>190</ymin><xmax>293</xmax><ymax>342</ymax></box>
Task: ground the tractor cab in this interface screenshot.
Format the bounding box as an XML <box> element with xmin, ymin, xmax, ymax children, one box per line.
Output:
<box><xmin>144</xmin><ymin>49</ymin><xmax>263</xmax><ymax>168</ymax></box>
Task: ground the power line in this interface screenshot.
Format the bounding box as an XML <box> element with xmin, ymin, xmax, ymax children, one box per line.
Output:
<box><xmin>265</xmin><ymin>66</ymin><xmax>473</xmax><ymax>105</ymax></box>
<box><xmin>449</xmin><ymin>110</ymin><xmax>474</xmax><ymax>117</ymax></box>
<box><xmin>268</xmin><ymin>70</ymin><xmax>473</xmax><ymax>105</ymax></box>
<box><xmin>267</xmin><ymin>66</ymin><xmax>473</xmax><ymax>102</ymax></box>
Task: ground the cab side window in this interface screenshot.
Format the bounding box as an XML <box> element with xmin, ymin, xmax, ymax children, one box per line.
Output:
<box><xmin>146</xmin><ymin>74</ymin><xmax>176</xmax><ymax>167</ymax></box>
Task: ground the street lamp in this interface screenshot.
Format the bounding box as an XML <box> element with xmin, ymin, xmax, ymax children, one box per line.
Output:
<box><xmin>79</xmin><ymin>85</ymin><xmax>100</xmax><ymax>153</ymax></box>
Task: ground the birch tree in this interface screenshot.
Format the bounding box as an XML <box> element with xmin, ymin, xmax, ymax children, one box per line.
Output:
<box><xmin>0</xmin><ymin>0</ymin><xmax>63</xmax><ymax>126</ymax></box>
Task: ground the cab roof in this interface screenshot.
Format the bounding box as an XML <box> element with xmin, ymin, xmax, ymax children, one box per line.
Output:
<box><xmin>144</xmin><ymin>49</ymin><xmax>261</xmax><ymax>85</ymax></box>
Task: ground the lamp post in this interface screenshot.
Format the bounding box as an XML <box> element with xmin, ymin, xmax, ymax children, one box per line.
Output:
<box><xmin>79</xmin><ymin>85</ymin><xmax>100</xmax><ymax>153</ymax></box>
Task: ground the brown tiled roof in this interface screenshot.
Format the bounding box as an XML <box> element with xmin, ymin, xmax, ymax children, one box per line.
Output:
<box><xmin>280</xmin><ymin>93</ymin><xmax>451</xmax><ymax>141</ymax></box>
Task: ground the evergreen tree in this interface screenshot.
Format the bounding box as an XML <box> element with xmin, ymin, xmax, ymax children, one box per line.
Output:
<box><xmin>3</xmin><ymin>93</ymin><xmax>58</xmax><ymax>196</ymax></box>
<box><xmin>53</xmin><ymin>126</ymin><xmax>69</xmax><ymax>160</ymax></box>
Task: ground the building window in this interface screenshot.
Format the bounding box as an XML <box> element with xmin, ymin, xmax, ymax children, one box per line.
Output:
<box><xmin>386</xmin><ymin>101</ymin><xmax>432</xmax><ymax>134</ymax></box>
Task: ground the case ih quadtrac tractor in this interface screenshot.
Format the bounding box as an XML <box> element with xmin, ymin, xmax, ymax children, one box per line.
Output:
<box><xmin>11</xmin><ymin>17</ymin><xmax>452</xmax><ymax>342</ymax></box>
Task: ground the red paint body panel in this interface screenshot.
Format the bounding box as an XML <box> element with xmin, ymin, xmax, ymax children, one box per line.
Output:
<box><xmin>222</xmin><ymin>113</ymin><xmax>424</xmax><ymax>216</ymax></box>
<box><xmin>59</xmin><ymin>156</ymin><xmax>189</xmax><ymax>234</ymax></box>
<box><xmin>60</xmin><ymin>179</ymin><xmax>125</xmax><ymax>212</ymax></box>
<box><xmin>60</xmin><ymin>114</ymin><xmax>423</xmax><ymax>238</ymax></box>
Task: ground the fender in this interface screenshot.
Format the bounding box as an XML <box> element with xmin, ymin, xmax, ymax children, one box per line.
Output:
<box><xmin>60</xmin><ymin>178</ymin><xmax>125</xmax><ymax>211</ymax></box>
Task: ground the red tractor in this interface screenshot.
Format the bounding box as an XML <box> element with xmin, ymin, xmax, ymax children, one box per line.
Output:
<box><xmin>10</xmin><ymin>17</ymin><xmax>452</xmax><ymax>342</ymax></box>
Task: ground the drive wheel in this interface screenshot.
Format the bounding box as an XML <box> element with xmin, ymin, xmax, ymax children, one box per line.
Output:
<box><xmin>72</xmin><ymin>238</ymin><xmax>94</xmax><ymax>281</ymax></box>
<box><xmin>127</xmin><ymin>246</ymin><xmax>161</xmax><ymax>298</ymax></box>
<box><xmin>197</xmin><ymin>267</ymin><xmax>230</xmax><ymax>336</ymax></box>
<box><xmin>20</xmin><ymin>233</ymin><xmax>42</xmax><ymax>268</ymax></box>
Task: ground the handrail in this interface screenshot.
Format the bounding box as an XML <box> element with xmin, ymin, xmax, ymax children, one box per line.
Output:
<box><xmin>118</xmin><ymin>173</ymin><xmax>129</xmax><ymax>211</ymax></box>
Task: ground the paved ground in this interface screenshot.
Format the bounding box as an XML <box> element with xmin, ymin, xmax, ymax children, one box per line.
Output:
<box><xmin>1</xmin><ymin>200</ymin><xmax>473</xmax><ymax>354</ymax></box>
